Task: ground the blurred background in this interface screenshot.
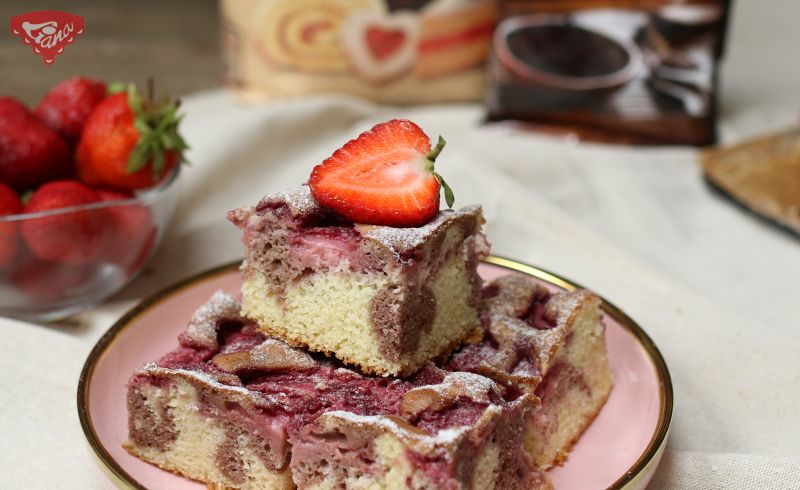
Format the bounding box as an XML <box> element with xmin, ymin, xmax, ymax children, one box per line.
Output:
<box><xmin>1</xmin><ymin>0</ymin><xmax>221</xmax><ymax>104</ymax></box>
<box><xmin>1</xmin><ymin>0</ymin><xmax>797</xmax><ymax>115</ymax></box>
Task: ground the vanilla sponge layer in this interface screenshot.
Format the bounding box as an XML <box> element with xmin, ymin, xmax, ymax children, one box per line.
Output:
<box><xmin>524</xmin><ymin>303</ymin><xmax>613</xmax><ymax>469</ymax></box>
<box><xmin>303</xmin><ymin>434</ymin><xmax>432</xmax><ymax>490</ymax></box>
<box><xmin>241</xmin><ymin>254</ymin><xmax>479</xmax><ymax>377</ymax></box>
<box><xmin>124</xmin><ymin>379</ymin><xmax>293</xmax><ymax>490</ymax></box>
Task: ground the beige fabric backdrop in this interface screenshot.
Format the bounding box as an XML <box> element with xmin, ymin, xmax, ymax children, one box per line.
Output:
<box><xmin>2</xmin><ymin>0</ymin><xmax>800</xmax><ymax>487</ymax></box>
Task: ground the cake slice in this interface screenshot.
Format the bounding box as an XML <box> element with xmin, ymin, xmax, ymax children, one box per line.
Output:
<box><xmin>448</xmin><ymin>275</ymin><xmax>613</xmax><ymax>469</ymax></box>
<box><xmin>228</xmin><ymin>186</ymin><xmax>488</xmax><ymax>377</ymax></box>
<box><xmin>125</xmin><ymin>291</ymin><xmax>550</xmax><ymax>490</ymax></box>
<box><xmin>124</xmin><ymin>291</ymin><xmax>297</xmax><ymax>489</ymax></box>
<box><xmin>290</xmin><ymin>367</ymin><xmax>548</xmax><ymax>490</ymax></box>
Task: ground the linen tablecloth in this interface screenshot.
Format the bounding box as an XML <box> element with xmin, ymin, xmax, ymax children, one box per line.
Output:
<box><xmin>2</xmin><ymin>2</ymin><xmax>800</xmax><ymax>487</ymax></box>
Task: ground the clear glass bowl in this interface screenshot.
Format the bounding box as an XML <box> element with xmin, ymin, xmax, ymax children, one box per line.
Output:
<box><xmin>0</xmin><ymin>169</ymin><xmax>180</xmax><ymax>322</ymax></box>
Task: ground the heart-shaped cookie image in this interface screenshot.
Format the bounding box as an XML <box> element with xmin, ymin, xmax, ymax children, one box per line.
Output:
<box><xmin>342</xmin><ymin>12</ymin><xmax>419</xmax><ymax>85</ymax></box>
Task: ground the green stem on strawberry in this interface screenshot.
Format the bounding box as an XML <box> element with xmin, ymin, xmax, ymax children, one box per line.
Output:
<box><xmin>107</xmin><ymin>81</ymin><xmax>127</xmax><ymax>95</ymax></box>
<box><xmin>20</xmin><ymin>190</ymin><xmax>34</xmax><ymax>205</ymax></box>
<box><xmin>124</xmin><ymin>82</ymin><xmax>189</xmax><ymax>178</ymax></box>
<box><xmin>427</xmin><ymin>135</ymin><xmax>446</xmax><ymax>162</ymax></box>
<box><xmin>425</xmin><ymin>136</ymin><xmax>455</xmax><ymax>209</ymax></box>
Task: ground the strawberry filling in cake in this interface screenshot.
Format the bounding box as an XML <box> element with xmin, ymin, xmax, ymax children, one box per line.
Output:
<box><xmin>229</xmin><ymin>186</ymin><xmax>488</xmax><ymax>377</ymax></box>
<box><xmin>125</xmin><ymin>291</ymin><xmax>550</xmax><ymax>490</ymax></box>
<box><xmin>125</xmin><ymin>119</ymin><xmax>612</xmax><ymax>488</ymax></box>
<box><xmin>228</xmin><ymin>120</ymin><xmax>491</xmax><ymax>377</ymax></box>
<box><xmin>448</xmin><ymin>275</ymin><xmax>613</xmax><ymax>469</ymax></box>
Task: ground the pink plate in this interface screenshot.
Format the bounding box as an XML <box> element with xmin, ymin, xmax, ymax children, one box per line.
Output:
<box><xmin>78</xmin><ymin>256</ymin><xmax>672</xmax><ymax>490</ymax></box>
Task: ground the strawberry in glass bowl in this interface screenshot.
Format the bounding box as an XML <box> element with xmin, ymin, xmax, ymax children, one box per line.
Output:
<box><xmin>0</xmin><ymin>79</ymin><xmax>185</xmax><ymax>322</ymax></box>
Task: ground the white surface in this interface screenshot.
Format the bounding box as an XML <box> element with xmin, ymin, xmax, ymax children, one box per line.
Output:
<box><xmin>2</xmin><ymin>0</ymin><xmax>800</xmax><ymax>487</ymax></box>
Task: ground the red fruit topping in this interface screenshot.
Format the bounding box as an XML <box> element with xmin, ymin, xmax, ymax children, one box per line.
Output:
<box><xmin>308</xmin><ymin>119</ymin><xmax>454</xmax><ymax>227</ymax></box>
<box><xmin>0</xmin><ymin>182</ymin><xmax>23</xmax><ymax>267</ymax></box>
<box><xmin>76</xmin><ymin>83</ymin><xmax>187</xmax><ymax>190</ymax></box>
<box><xmin>34</xmin><ymin>77</ymin><xmax>107</xmax><ymax>144</ymax></box>
<box><xmin>21</xmin><ymin>180</ymin><xmax>111</xmax><ymax>264</ymax></box>
<box><xmin>96</xmin><ymin>189</ymin><xmax>156</xmax><ymax>270</ymax></box>
<box><xmin>0</xmin><ymin>96</ymin><xmax>72</xmax><ymax>192</ymax></box>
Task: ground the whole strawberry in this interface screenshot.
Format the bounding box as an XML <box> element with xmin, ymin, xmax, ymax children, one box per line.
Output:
<box><xmin>0</xmin><ymin>97</ymin><xmax>30</xmax><ymax>119</ymax></box>
<box><xmin>95</xmin><ymin>189</ymin><xmax>156</xmax><ymax>269</ymax></box>
<box><xmin>21</xmin><ymin>180</ymin><xmax>111</xmax><ymax>264</ymax></box>
<box><xmin>34</xmin><ymin>77</ymin><xmax>107</xmax><ymax>144</ymax></box>
<box><xmin>0</xmin><ymin>182</ymin><xmax>23</xmax><ymax>267</ymax></box>
<box><xmin>309</xmin><ymin>119</ymin><xmax>454</xmax><ymax>227</ymax></box>
<box><xmin>76</xmin><ymin>83</ymin><xmax>187</xmax><ymax>190</ymax></box>
<box><xmin>0</xmin><ymin>97</ymin><xmax>72</xmax><ymax>192</ymax></box>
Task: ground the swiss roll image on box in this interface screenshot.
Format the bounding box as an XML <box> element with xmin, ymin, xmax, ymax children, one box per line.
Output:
<box><xmin>221</xmin><ymin>0</ymin><xmax>498</xmax><ymax>104</ymax></box>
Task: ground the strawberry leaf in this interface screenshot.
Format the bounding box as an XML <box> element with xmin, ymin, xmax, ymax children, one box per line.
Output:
<box><xmin>433</xmin><ymin>172</ymin><xmax>455</xmax><ymax>208</ymax></box>
<box><xmin>124</xmin><ymin>82</ymin><xmax>188</xmax><ymax>177</ymax></box>
<box><xmin>127</xmin><ymin>143</ymin><xmax>149</xmax><ymax>173</ymax></box>
<box><xmin>152</xmin><ymin>147</ymin><xmax>165</xmax><ymax>176</ymax></box>
<box><xmin>108</xmin><ymin>81</ymin><xmax>127</xmax><ymax>94</ymax></box>
<box><xmin>20</xmin><ymin>190</ymin><xmax>34</xmax><ymax>205</ymax></box>
<box><xmin>133</xmin><ymin>118</ymin><xmax>150</xmax><ymax>134</ymax></box>
<box><xmin>441</xmin><ymin>177</ymin><xmax>455</xmax><ymax>208</ymax></box>
<box><xmin>127</xmin><ymin>84</ymin><xmax>143</xmax><ymax>117</ymax></box>
<box><xmin>424</xmin><ymin>136</ymin><xmax>454</xmax><ymax>208</ymax></box>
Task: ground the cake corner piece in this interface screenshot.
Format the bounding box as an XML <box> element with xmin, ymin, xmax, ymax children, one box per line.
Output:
<box><xmin>449</xmin><ymin>274</ymin><xmax>613</xmax><ymax>469</ymax></box>
<box><xmin>123</xmin><ymin>291</ymin><xmax>296</xmax><ymax>490</ymax></box>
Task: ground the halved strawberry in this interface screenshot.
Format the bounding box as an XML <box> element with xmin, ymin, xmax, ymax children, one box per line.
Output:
<box><xmin>308</xmin><ymin>119</ymin><xmax>454</xmax><ymax>227</ymax></box>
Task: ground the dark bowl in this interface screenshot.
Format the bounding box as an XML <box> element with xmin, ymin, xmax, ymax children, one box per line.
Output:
<box><xmin>494</xmin><ymin>15</ymin><xmax>641</xmax><ymax>105</ymax></box>
<box><xmin>650</xmin><ymin>4</ymin><xmax>723</xmax><ymax>47</ymax></box>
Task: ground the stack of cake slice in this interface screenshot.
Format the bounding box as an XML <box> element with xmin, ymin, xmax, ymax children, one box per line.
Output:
<box><xmin>125</xmin><ymin>291</ymin><xmax>549</xmax><ymax>490</ymax></box>
<box><xmin>125</xmin><ymin>194</ymin><xmax>612</xmax><ymax>489</ymax></box>
<box><xmin>124</xmin><ymin>120</ymin><xmax>612</xmax><ymax>489</ymax></box>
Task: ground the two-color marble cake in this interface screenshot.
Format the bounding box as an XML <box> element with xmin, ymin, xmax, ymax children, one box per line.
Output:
<box><xmin>228</xmin><ymin>186</ymin><xmax>488</xmax><ymax>377</ymax></box>
<box><xmin>125</xmin><ymin>119</ymin><xmax>613</xmax><ymax>489</ymax></box>
<box><xmin>124</xmin><ymin>276</ymin><xmax>613</xmax><ymax>489</ymax></box>
<box><xmin>125</xmin><ymin>292</ymin><xmax>550</xmax><ymax>490</ymax></box>
<box><xmin>448</xmin><ymin>275</ymin><xmax>613</xmax><ymax>469</ymax></box>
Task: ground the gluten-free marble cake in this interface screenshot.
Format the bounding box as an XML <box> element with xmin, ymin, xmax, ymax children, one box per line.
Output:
<box><xmin>125</xmin><ymin>291</ymin><xmax>551</xmax><ymax>490</ymax></box>
<box><xmin>449</xmin><ymin>275</ymin><xmax>613</xmax><ymax>469</ymax></box>
<box><xmin>228</xmin><ymin>186</ymin><xmax>488</xmax><ymax>377</ymax></box>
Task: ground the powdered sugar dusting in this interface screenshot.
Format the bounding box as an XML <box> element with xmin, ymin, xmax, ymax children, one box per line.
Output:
<box><xmin>546</xmin><ymin>290</ymin><xmax>598</xmax><ymax>329</ymax></box>
<box><xmin>250</xmin><ymin>338</ymin><xmax>316</xmax><ymax>369</ymax></box>
<box><xmin>411</xmin><ymin>371</ymin><xmax>498</xmax><ymax>403</ymax></box>
<box><xmin>244</xmin><ymin>185</ymin><xmax>482</xmax><ymax>254</ymax></box>
<box><xmin>259</xmin><ymin>186</ymin><xmax>321</xmax><ymax>217</ymax></box>
<box><xmin>357</xmin><ymin>205</ymin><xmax>482</xmax><ymax>254</ymax></box>
<box><xmin>320</xmin><ymin>410</ymin><xmax>470</xmax><ymax>448</ymax></box>
<box><xmin>455</xmin><ymin>275</ymin><xmax>601</xmax><ymax>389</ymax></box>
<box><xmin>182</xmin><ymin>290</ymin><xmax>242</xmax><ymax>349</ymax></box>
<box><xmin>138</xmin><ymin>364</ymin><xmax>289</xmax><ymax>409</ymax></box>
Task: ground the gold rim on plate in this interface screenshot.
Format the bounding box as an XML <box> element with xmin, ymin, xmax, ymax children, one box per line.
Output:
<box><xmin>77</xmin><ymin>256</ymin><xmax>673</xmax><ymax>490</ymax></box>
